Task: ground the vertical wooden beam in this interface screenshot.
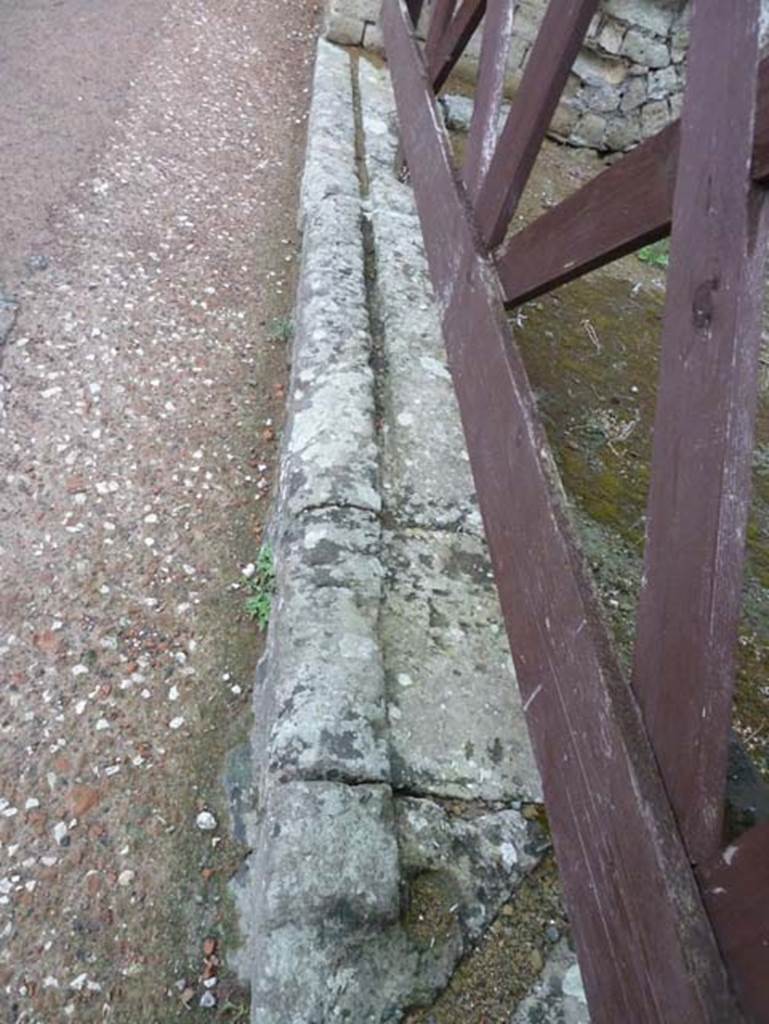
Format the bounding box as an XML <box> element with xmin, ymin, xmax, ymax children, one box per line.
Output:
<box><xmin>474</xmin><ymin>0</ymin><xmax>598</xmax><ymax>250</ymax></box>
<box><xmin>631</xmin><ymin>0</ymin><xmax>769</xmax><ymax>866</ymax></box>
<box><xmin>428</xmin><ymin>0</ymin><xmax>486</xmax><ymax>93</ymax></box>
<box><xmin>463</xmin><ymin>0</ymin><xmax>516</xmax><ymax>200</ymax></box>
<box><xmin>425</xmin><ymin>0</ymin><xmax>456</xmax><ymax>68</ymax></box>
<box><xmin>382</xmin><ymin>2</ymin><xmax>743</xmax><ymax>1019</ymax></box>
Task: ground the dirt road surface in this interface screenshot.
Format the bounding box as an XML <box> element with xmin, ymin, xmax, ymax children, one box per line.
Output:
<box><xmin>0</xmin><ymin>1</ymin><xmax>318</xmax><ymax>1019</ymax></box>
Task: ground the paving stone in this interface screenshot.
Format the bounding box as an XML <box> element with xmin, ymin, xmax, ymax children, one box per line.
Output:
<box><xmin>383</xmin><ymin>528</ymin><xmax>542</xmax><ymax>804</ymax></box>
<box><xmin>397</xmin><ymin>796</ymin><xmax>543</xmax><ymax>940</ymax></box>
<box><xmin>510</xmin><ymin>940</ymin><xmax>591</xmax><ymax>1024</ymax></box>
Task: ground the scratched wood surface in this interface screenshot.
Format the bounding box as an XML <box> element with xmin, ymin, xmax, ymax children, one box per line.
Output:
<box><xmin>474</xmin><ymin>0</ymin><xmax>599</xmax><ymax>248</ymax></box>
<box><xmin>463</xmin><ymin>0</ymin><xmax>515</xmax><ymax>199</ymax></box>
<box><xmin>631</xmin><ymin>0</ymin><xmax>769</xmax><ymax>867</ymax></box>
<box><xmin>382</xmin><ymin>2</ymin><xmax>743</xmax><ymax>1019</ymax></box>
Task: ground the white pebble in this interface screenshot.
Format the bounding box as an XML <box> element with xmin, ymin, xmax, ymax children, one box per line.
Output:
<box><xmin>195</xmin><ymin>811</ymin><xmax>217</xmax><ymax>832</ymax></box>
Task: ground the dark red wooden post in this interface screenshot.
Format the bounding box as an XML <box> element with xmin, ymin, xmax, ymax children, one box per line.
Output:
<box><xmin>425</xmin><ymin>0</ymin><xmax>456</xmax><ymax>67</ymax></box>
<box><xmin>463</xmin><ymin>0</ymin><xmax>516</xmax><ymax>199</ymax></box>
<box><xmin>382</xmin><ymin>0</ymin><xmax>769</xmax><ymax>1013</ymax></box>
<box><xmin>428</xmin><ymin>0</ymin><xmax>486</xmax><ymax>92</ymax></box>
<box><xmin>631</xmin><ymin>0</ymin><xmax>769</xmax><ymax>866</ymax></box>
<box><xmin>473</xmin><ymin>0</ymin><xmax>598</xmax><ymax>249</ymax></box>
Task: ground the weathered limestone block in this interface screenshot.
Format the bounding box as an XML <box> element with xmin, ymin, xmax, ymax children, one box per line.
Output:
<box><xmin>594</xmin><ymin>17</ymin><xmax>626</xmax><ymax>55</ymax></box>
<box><xmin>259</xmin><ymin>508</ymin><xmax>390</xmax><ymax>786</ymax></box>
<box><xmin>382</xmin><ymin>528</ymin><xmax>542</xmax><ymax>804</ymax></box>
<box><xmin>647</xmin><ymin>64</ymin><xmax>678</xmax><ymax>100</ymax></box>
<box><xmin>573</xmin><ymin>111</ymin><xmax>608</xmax><ymax>149</ymax></box>
<box><xmin>605</xmin><ymin>110</ymin><xmax>642</xmax><ymax>150</ymax></box>
<box><xmin>621</xmin><ymin>27</ymin><xmax>671</xmax><ymax>68</ymax></box>
<box><xmin>510</xmin><ymin>940</ymin><xmax>592</xmax><ymax>1024</ymax></box>
<box><xmin>602</xmin><ymin>0</ymin><xmax>681</xmax><ymax>37</ymax></box>
<box><xmin>397</xmin><ymin>797</ymin><xmax>543</xmax><ymax>939</ymax></box>
<box><xmin>641</xmin><ymin>97</ymin><xmax>670</xmax><ymax>136</ymax></box>
<box><xmin>620</xmin><ymin>74</ymin><xmax>647</xmax><ymax>112</ymax></box>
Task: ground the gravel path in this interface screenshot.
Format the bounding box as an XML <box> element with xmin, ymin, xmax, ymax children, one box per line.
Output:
<box><xmin>0</xmin><ymin>1</ymin><xmax>317</xmax><ymax>1019</ymax></box>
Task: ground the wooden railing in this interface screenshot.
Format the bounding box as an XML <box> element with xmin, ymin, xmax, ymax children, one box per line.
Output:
<box><xmin>382</xmin><ymin>0</ymin><xmax>769</xmax><ymax>1020</ymax></box>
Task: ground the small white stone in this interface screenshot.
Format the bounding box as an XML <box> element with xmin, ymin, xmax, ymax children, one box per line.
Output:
<box><xmin>169</xmin><ymin>716</ymin><xmax>185</xmax><ymax>730</ymax></box>
<box><xmin>195</xmin><ymin>811</ymin><xmax>217</xmax><ymax>832</ymax></box>
<box><xmin>117</xmin><ymin>870</ymin><xmax>135</xmax><ymax>887</ymax></box>
<box><xmin>53</xmin><ymin>822</ymin><xmax>68</xmax><ymax>845</ymax></box>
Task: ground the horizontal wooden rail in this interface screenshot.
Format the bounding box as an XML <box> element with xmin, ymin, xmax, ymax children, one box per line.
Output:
<box><xmin>382</xmin><ymin>1</ymin><xmax>742</xmax><ymax>1019</ymax></box>
<box><xmin>497</xmin><ymin>53</ymin><xmax>769</xmax><ymax>307</ymax></box>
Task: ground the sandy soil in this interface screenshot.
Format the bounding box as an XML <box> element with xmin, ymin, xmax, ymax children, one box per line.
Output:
<box><xmin>0</xmin><ymin>1</ymin><xmax>318</xmax><ymax>1020</ymax></box>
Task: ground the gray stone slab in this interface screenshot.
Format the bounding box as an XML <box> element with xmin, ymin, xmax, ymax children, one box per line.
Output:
<box><xmin>510</xmin><ymin>940</ymin><xmax>591</xmax><ymax>1024</ymax></box>
<box><xmin>256</xmin><ymin>507</ymin><xmax>389</xmax><ymax>786</ymax></box>
<box><xmin>300</xmin><ymin>39</ymin><xmax>360</xmax><ymax>225</ymax></box>
<box><xmin>256</xmin><ymin>780</ymin><xmax>399</xmax><ymax>930</ymax></box>
<box><xmin>247</xmin><ymin>780</ymin><xmax>411</xmax><ymax>1024</ymax></box>
<box><xmin>396</xmin><ymin>796</ymin><xmax>542</xmax><ymax>941</ymax></box>
<box><xmin>383</xmin><ymin>528</ymin><xmax>542</xmax><ymax>803</ymax></box>
<box><xmin>359</xmin><ymin>58</ymin><xmax>483</xmax><ymax>534</ymax></box>
<box><xmin>282</xmin><ymin>42</ymin><xmax>380</xmax><ymax>519</ymax></box>
<box><xmin>280</xmin><ymin>204</ymin><xmax>380</xmax><ymax>515</ymax></box>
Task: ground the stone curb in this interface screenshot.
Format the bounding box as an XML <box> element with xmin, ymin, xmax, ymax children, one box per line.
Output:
<box><xmin>235</xmin><ymin>38</ymin><xmax>585</xmax><ymax>1024</ymax></box>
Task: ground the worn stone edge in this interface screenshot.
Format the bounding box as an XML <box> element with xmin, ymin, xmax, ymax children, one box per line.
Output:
<box><xmin>230</xmin><ymin>35</ymin><xmax>402</xmax><ymax>1008</ymax></box>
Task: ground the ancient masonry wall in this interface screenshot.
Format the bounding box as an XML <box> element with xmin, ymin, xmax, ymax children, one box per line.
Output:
<box><xmin>324</xmin><ymin>0</ymin><xmax>768</xmax><ymax>152</ymax></box>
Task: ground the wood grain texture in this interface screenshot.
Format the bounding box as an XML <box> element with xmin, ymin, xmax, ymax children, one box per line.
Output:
<box><xmin>382</xmin><ymin>1</ymin><xmax>743</xmax><ymax>1019</ymax></box>
<box><xmin>700</xmin><ymin>823</ymin><xmax>769</xmax><ymax>1023</ymax></box>
<box><xmin>497</xmin><ymin>52</ymin><xmax>769</xmax><ymax>308</ymax></box>
<box><xmin>631</xmin><ymin>0</ymin><xmax>769</xmax><ymax>867</ymax></box>
<box><xmin>474</xmin><ymin>0</ymin><xmax>599</xmax><ymax>249</ymax></box>
<box><xmin>463</xmin><ymin>0</ymin><xmax>516</xmax><ymax>200</ymax></box>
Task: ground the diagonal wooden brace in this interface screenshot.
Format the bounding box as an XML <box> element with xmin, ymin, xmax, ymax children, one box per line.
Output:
<box><xmin>497</xmin><ymin>55</ymin><xmax>769</xmax><ymax>308</ymax></box>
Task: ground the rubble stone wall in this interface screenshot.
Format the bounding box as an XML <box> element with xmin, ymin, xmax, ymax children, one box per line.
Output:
<box><xmin>324</xmin><ymin>0</ymin><xmax>768</xmax><ymax>152</ymax></box>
